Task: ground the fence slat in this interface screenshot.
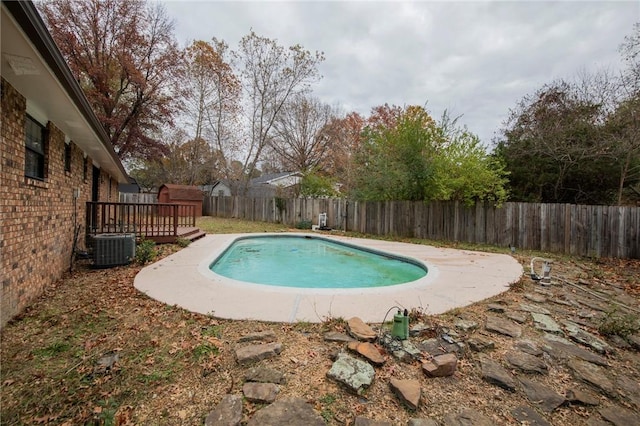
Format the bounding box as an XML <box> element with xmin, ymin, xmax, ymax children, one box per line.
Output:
<box><xmin>202</xmin><ymin>196</ymin><xmax>639</xmax><ymax>258</ymax></box>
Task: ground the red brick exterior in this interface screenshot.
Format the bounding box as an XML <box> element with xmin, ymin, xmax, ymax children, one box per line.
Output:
<box><xmin>1</xmin><ymin>78</ymin><xmax>118</xmax><ymax>327</ymax></box>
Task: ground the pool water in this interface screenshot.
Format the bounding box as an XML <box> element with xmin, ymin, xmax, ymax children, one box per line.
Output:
<box><xmin>209</xmin><ymin>235</ymin><xmax>427</xmax><ymax>289</ymax></box>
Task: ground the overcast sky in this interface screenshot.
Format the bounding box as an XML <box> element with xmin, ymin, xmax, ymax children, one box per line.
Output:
<box><xmin>161</xmin><ymin>0</ymin><xmax>639</xmax><ymax>147</ymax></box>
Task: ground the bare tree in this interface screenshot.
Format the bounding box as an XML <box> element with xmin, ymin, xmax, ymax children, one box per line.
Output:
<box><xmin>233</xmin><ymin>31</ymin><xmax>324</xmax><ymax>193</ymax></box>
<box><xmin>270</xmin><ymin>94</ymin><xmax>336</xmax><ymax>172</ymax></box>
<box><xmin>183</xmin><ymin>39</ymin><xmax>240</xmax><ymax>183</ymax></box>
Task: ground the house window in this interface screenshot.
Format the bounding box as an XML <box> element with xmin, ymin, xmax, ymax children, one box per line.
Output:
<box><xmin>64</xmin><ymin>143</ymin><xmax>72</xmax><ymax>172</ymax></box>
<box><xmin>25</xmin><ymin>115</ymin><xmax>46</xmax><ymax>180</ymax></box>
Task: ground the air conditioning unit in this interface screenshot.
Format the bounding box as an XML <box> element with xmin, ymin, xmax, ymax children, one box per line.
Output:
<box><xmin>92</xmin><ymin>233</ymin><xmax>136</xmax><ymax>268</ymax></box>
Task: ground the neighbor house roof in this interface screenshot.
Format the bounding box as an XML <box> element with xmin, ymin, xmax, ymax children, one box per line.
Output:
<box><xmin>250</xmin><ymin>171</ymin><xmax>302</xmax><ymax>185</ymax></box>
<box><xmin>1</xmin><ymin>0</ymin><xmax>128</xmax><ymax>183</ymax></box>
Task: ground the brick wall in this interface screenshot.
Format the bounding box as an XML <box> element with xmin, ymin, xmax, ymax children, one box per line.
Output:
<box><xmin>1</xmin><ymin>78</ymin><xmax>118</xmax><ymax>328</ymax></box>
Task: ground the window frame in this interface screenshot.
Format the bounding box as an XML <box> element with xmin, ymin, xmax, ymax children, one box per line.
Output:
<box><xmin>24</xmin><ymin>114</ymin><xmax>46</xmax><ymax>180</ymax></box>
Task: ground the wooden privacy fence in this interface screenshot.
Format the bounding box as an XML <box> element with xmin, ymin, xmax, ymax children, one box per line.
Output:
<box><xmin>203</xmin><ymin>196</ymin><xmax>640</xmax><ymax>259</ymax></box>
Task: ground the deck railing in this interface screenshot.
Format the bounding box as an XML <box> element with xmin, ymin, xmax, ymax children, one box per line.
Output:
<box><xmin>86</xmin><ymin>201</ymin><xmax>196</xmax><ymax>242</ymax></box>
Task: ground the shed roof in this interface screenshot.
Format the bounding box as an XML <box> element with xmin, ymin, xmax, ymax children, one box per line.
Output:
<box><xmin>159</xmin><ymin>184</ymin><xmax>203</xmax><ymax>201</ymax></box>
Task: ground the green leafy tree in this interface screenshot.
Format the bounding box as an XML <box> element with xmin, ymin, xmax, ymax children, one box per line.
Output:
<box><xmin>300</xmin><ymin>170</ymin><xmax>338</xmax><ymax>198</ymax></box>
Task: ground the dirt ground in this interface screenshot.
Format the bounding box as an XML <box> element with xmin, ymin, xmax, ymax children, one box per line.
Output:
<box><xmin>1</xmin><ymin>237</ymin><xmax>639</xmax><ymax>425</ymax></box>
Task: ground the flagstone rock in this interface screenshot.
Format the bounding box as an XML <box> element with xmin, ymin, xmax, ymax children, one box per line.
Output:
<box><xmin>487</xmin><ymin>303</ymin><xmax>506</xmax><ymax>313</ymax></box>
<box><xmin>562</xmin><ymin>321</ymin><xmax>612</xmax><ymax>354</ymax></box>
<box><xmin>204</xmin><ymin>394</ymin><xmax>243</xmax><ymax>426</ymax></box>
<box><xmin>525</xmin><ymin>293</ymin><xmax>547</xmax><ymax>303</ymax></box>
<box><xmin>598</xmin><ymin>405</ymin><xmax>639</xmax><ymax>426</ymax></box>
<box><xmin>519</xmin><ymin>378</ymin><xmax>566</xmax><ymax>412</ymax></box>
<box><xmin>323</xmin><ymin>331</ymin><xmax>355</xmax><ymax>343</ymax></box>
<box><xmin>442</xmin><ymin>408</ymin><xmax>493</xmax><ymax>426</ymax></box>
<box><xmin>478</xmin><ymin>355</ymin><xmax>516</xmax><ymax>391</ymax></box>
<box><xmin>568</xmin><ymin>359</ymin><xmax>616</xmax><ymax>397</ymax></box>
<box><xmin>454</xmin><ymin>319</ymin><xmax>478</xmax><ymax>332</ymax></box>
<box><xmin>516</xmin><ymin>339</ymin><xmax>543</xmax><ymax>356</ymax></box>
<box><xmin>389</xmin><ymin>378</ymin><xmax>421</xmax><ymax>410</ymax></box>
<box><xmin>247</xmin><ymin>397</ymin><xmax>324</xmax><ymax>426</ymax></box>
<box><xmin>408</xmin><ymin>418</ymin><xmax>439</xmax><ymax>426</ymax></box>
<box><xmin>353</xmin><ymin>417</ymin><xmax>393</xmax><ymax>426</ymax></box>
<box><xmin>615</xmin><ymin>375</ymin><xmax>640</xmax><ymax>409</ymax></box>
<box><xmin>419</xmin><ymin>337</ymin><xmax>460</xmax><ymax>355</ymax></box>
<box><xmin>520</xmin><ymin>303</ymin><xmax>551</xmax><ymax>315</ymax></box>
<box><xmin>486</xmin><ymin>315</ymin><xmax>522</xmax><ymax>338</ymax></box>
<box><xmin>542</xmin><ymin>336</ymin><xmax>608</xmax><ymax>366</ymax></box>
<box><xmin>347</xmin><ymin>341</ymin><xmax>385</xmax><ymax>366</ymax></box>
<box><xmin>505</xmin><ymin>311</ymin><xmax>528</xmax><ymax>323</ymax></box>
<box><xmin>422</xmin><ymin>353</ymin><xmax>458</xmax><ymax>377</ymax></box>
<box><xmin>467</xmin><ymin>335</ymin><xmax>495</xmax><ymax>352</ymax></box>
<box><xmin>566</xmin><ymin>387</ymin><xmax>600</xmax><ymax>406</ymax></box>
<box><xmin>531</xmin><ymin>313</ymin><xmax>562</xmax><ymax>334</ymax></box>
<box><xmin>327</xmin><ymin>353</ymin><xmax>375</xmax><ymax>395</ymax></box>
<box><xmin>237</xmin><ymin>330</ymin><xmax>277</xmax><ymax>343</ymax></box>
<box><xmin>347</xmin><ymin>317</ymin><xmax>377</xmax><ymax>342</ymax></box>
<box><xmin>235</xmin><ymin>342</ymin><xmax>282</xmax><ymax>366</ymax></box>
<box><xmin>510</xmin><ymin>406</ymin><xmax>551</xmax><ymax>426</ymax></box>
<box><xmin>628</xmin><ymin>334</ymin><xmax>640</xmax><ymax>351</ymax></box>
<box><xmin>506</xmin><ymin>350</ymin><xmax>548</xmax><ymax>374</ymax></box>
<box><xmin>242</xmin><ymin>382</ymin><xmax>279</xmax><ymax>403</ymax></box>
<box><xmin>244</xmin><ymin>366</ymin><xmax>285</xmax><ymax>384</ymax></box>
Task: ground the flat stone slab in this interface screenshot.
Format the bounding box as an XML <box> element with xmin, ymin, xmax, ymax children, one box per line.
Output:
<box><xmin>408</xmin><ymin>419</ymin><xmax>439</xmax><ymax>426</ymax></box>
<box><xmin>348</xmin><ymin>341</ymin><xmax>385</xmax><ymax>365</ymax></box>
<box><xmin>245</xmin><ymin>366</ymin><xmax>286</xmax><ymax>384</ymax></box>
<box><xmin>422</xmin><ymin>353</ymin><xmax>458</xmax><ymax>377</ymax></box>
<box><xmin>562</xmin><ymin>321</ymin><xmax>612</xmax><ymax>354</ymax></box>
<box><xmin>486</xmin><ymin>315</ymin><xmax>522</xmax><ymax>338</ymax></box>
<box><xmin>520</xmin><ymin>303</ymin><xmax>551</xmax><ymax>315</ymax></box>
<box><xmin>442</xmin><ymin>408</ymin><xmax>493</xmax><ymax>426</ymax></box>
<box><xmin>327</xmin><ymin>353</ymin><xmax>375</xmax><ymax>395</ymax></box>
<box><xmin>542</xmin><ymin>336</ymin><xmax>608</xmax><ymax>366</ymax></box>
<box><xmin>506</xmin><ymin>350</ymin><xmax>548</xmax><ymax>374</ymax></box>
<box><xmin>566</xmin><ymin>387</ymin><xmax>600</xmax><ymax>406</ymax></box>
<box><xmin>205</xmin><ymin>394</ymin><xmax>243</xmax><ymax>426</ymax></box>
<box><xmin>568</xmin><ymin>359</ymin><xmax>616</xmax><ymax>397</ymax></box>
<box><xmin>454</xmin><ymin>319</ymin><xmax>478</xmax><ymax>332</ymax></box>
<box><xmin>516</xmin><ymin>339</ymin><xmax>543</xmax><ymax>356</ymax></box>
<box><xmin>389</xmin><ymin>378</ymin><xmax>421</xmax><ymax>410</ymax></box>
<box><xmin>354</xmin><ymin>417</ymin><xmax>393</xmax><ymax>426</ymax></box>
<box><xmin>598</xmin><ymin>405</ymin><xmax>639</xmax><ymax>426</ymax></box>
<box><xmin>324</xmin><ymin>331</ymin><xmax>355</xmax><ymax>343</ymax></box>
<box><xmin>519</xmin><ymin>377</ymin><xmax>566</xmax><ymax>412</ymax></box>
<box><xmin>531</xmin><ymin>313</ymin><xmax>562</xmax><ymax>334</ymax></box>
<box><xmin>511</xmin><ymin>405</ymin><xmax>551</xmax><ymax>426</ymax></box>
<box><xmin>524</xmin><ymin>293</ymin><xmax>547</xmax><ymax>303</ymax></box>
<box><xmin>247</xmin><ymin>397</ymin><xmax>324</xmax><ymax>426</ymax></box>
<box><xmin>505</xmin><ymin>311</ymin><xmax>528</xmax><ymax>323</ymax></box>
<box><xmin>467</xmin><ymin>335</ymin><xmax>495</xmax><ymax>352</ymax></box>
<box><xmin>347</xmin><ymin>317</ymin><xmax>377</xmax><ymax>341</ymax></box>
<box><xmin>478</xmin><ymin>355</ymin><xmax>516</xmax><ymax>391</ymax></box>
<box><xmin>242</xmin><ymin>382</ymin><xmax>279</xmax><ymax>403</ymax></box>
<box><xmin>235</xmin><ymin>342</ymin><xmax>282</xmax><ymax>365</ymax></box>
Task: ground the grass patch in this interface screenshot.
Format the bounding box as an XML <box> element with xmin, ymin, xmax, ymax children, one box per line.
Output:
<box><xmin>196</xmin><ymin>217</ymin><xmax>291</xmax><ymax>234</ymax></box>
<box><xmin>598</xmin><ymin>308</ymin><xmax>640</xmax><ymax>338</ymax></box>
<box><xmin>32</xmin><ymin>341</ymin><xmax>71</xmax><ymax>358</ymax></box>
<box><xmin>193</xmin><ymin>343</ymin><xmax>220</xmax><ymax>360</ymax></box>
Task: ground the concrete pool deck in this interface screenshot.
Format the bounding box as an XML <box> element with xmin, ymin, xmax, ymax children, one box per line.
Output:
<box><xmin>134</xmin><ymin>233</ymin><xmax>524</xmax><ymax>323</ymax></box>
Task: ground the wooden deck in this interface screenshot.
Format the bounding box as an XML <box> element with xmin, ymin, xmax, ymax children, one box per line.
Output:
<box><xmin>86</xmin><ymin>201</ymin><xmax>205</xmax><ymax>244</ymax></box>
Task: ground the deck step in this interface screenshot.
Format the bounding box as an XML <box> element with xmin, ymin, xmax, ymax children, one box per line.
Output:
<box><xmin>178</xmin><ymin>227</ymin><xmax>206</xmax><ymax>242</ymax></box>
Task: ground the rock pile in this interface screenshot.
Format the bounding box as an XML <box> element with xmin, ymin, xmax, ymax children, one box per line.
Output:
<box><xmin>203</xmin><ymin>277</ymin><xmax>640</xmax><ymax>425</ymax></box>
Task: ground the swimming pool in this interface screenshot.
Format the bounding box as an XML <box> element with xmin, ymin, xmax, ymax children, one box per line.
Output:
<box><xmin>134</xmin><ymin>233</ymin><xmax>524</xmax><ymax>322</ymax></box>
<box><xmin>210</xmin><ymin>235</ymin><xmax>427</xmax><ymax>288</ymax></box>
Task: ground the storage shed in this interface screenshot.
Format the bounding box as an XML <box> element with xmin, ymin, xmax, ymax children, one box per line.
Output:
<box><xmin>158</xmin><ymin>184</ymin><xmax>204</xmax><ymax>217</ymax></box>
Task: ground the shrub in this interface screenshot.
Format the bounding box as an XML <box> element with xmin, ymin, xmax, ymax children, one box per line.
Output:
<box><xmin>175</xmin><ymin>237</ymin><xmax>191</xmax><ymax>248</ymax></box>
<box><xmin>295</xmin><ymin>219</ymin><xmax>312</xmax><ymax>229</ymax></box>
<box><xmin>598</xmin><ymin>308</ymin><xmax>639</xmax><ymax>338</ymax></box>
<box><xmin>136</xmin><ymin>239</ymin><xmax>157</xmax><ymax>265</ymax></box>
